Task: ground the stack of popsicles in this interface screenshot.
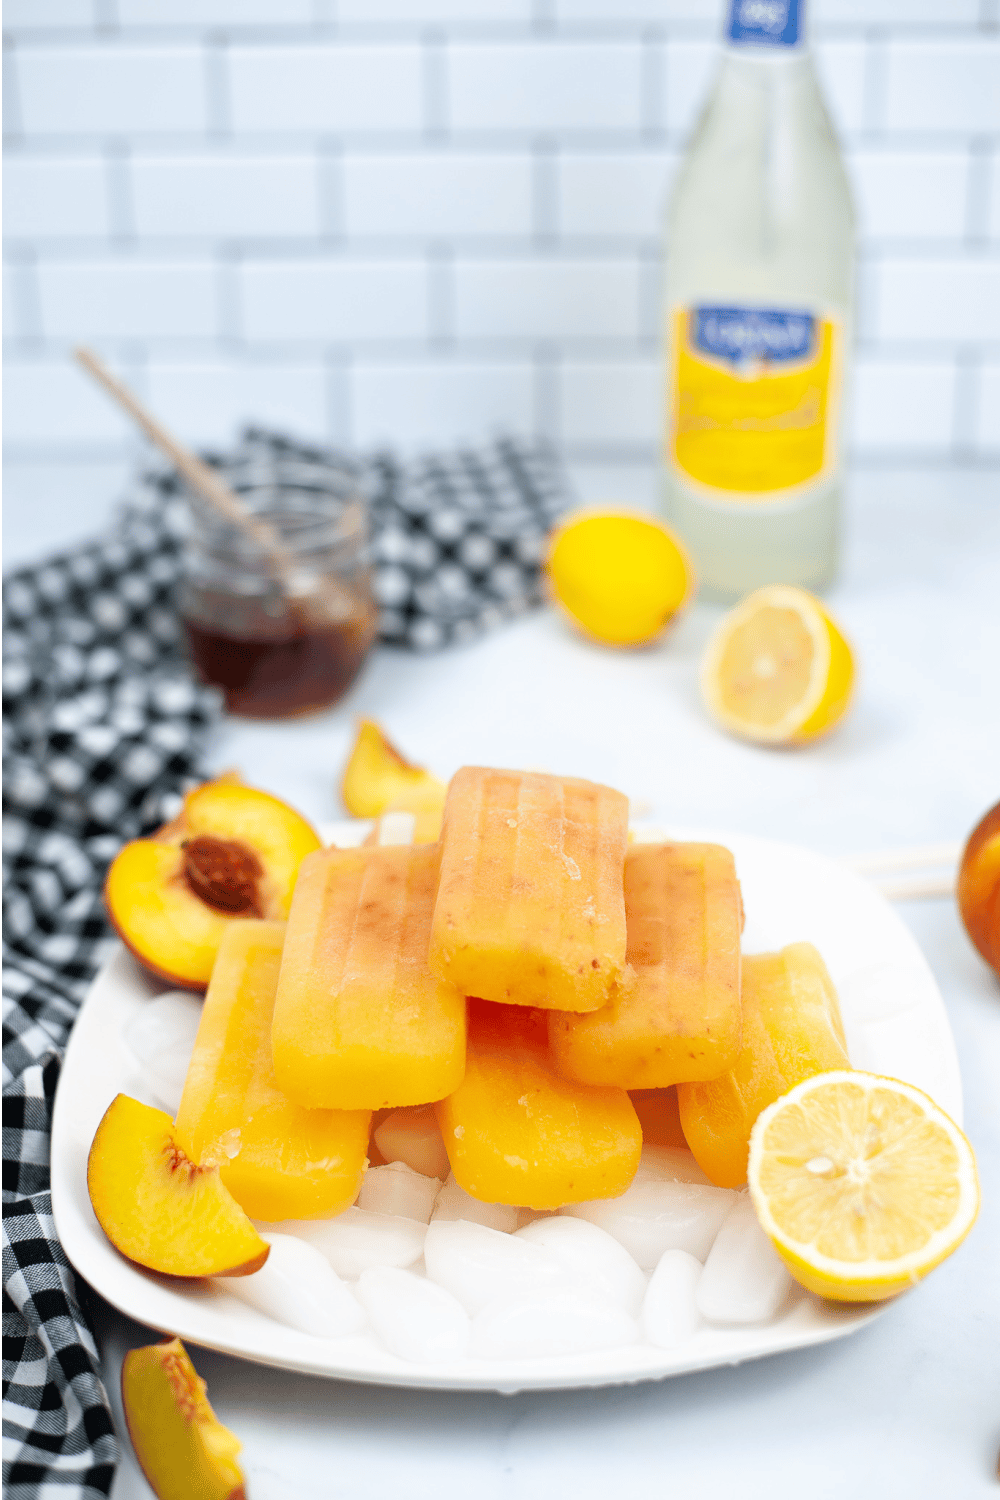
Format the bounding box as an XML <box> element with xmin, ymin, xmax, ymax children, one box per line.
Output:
<box><xmin>175</xmin><ymin>765</ymin><xmax>850</xmax><ymax>1222</ymax></box>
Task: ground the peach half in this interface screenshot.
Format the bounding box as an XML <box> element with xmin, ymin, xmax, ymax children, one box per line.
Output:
<box><xmin>122</xmin><ymin>1337</ymin><xmax>245</xmax><ymax>1500</ymax></box>
<box><xmin>341</xmin><ymin>719</ymin><xmax>446</xmax><ymax>840</ymax></box>
<box><xmin>958</xmin><ymin>800</ymin><xmax>1000</xmax><ymax>976</ymax></box>
<box><xmin>105</xmin><ymin>774</ymin><xmax>322</xmax><ymax>989</ymax></box>
<box><xmin>87</xmin><ymin>1094</ymin><xmax>269</xmax><ymax>1278</ymax></box>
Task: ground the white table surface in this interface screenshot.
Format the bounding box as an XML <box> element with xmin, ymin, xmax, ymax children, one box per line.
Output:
<box><xmin>9</xmin><ymin>462</ymin><xmax>1000</xmax><ymax>1497</ymax></box>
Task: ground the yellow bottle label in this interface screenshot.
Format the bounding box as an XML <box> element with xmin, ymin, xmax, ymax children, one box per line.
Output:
<box><xmin>667</xmin><ymin>305</ymin><xmax>841</xmax><ymax>503</ymax></box>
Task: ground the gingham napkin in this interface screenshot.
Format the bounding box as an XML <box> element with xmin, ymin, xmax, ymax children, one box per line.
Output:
<box><xmin>2</xmin><ymin>432</ymin><xmax>568</xmax><ymax>1497</ymax></box>
<box><xmin>3</xmin><ymin>499</ymin><xmax>220</xmax><ymax>1498</ymax></box>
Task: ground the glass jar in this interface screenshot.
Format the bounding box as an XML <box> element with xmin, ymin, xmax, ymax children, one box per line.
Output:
<box><xmin>180</xmin><ymin>471</ymin><xmax>378</xmax><ymax>720</ymax></box>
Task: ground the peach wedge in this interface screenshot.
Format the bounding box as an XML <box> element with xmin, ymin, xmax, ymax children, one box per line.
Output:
<box><xmin>105</xmin><ymin>774</ymin><xmax>322</xmax><ymax>990</ymax></box>
<box><xmin>87</xmin><ymin>1094</ymin><xmax>269</xmax><ymax>1278</ymax></box>
<box><xmin>122</xmin><ymin>1338</ymin><xmax>245</xmax><ymax>1500</ymax></box>
<box><xmin>341</xmin><ymin>719</ymin><xmax>446</xmax><ymax>841</ymax></box>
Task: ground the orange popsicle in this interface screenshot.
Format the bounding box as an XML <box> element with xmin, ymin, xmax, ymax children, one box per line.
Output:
<box><xmin>173</xmin><ymin>920</ymin><xmax>369</xmax><ymax>1222</ymax></box>
<box><xmin>548</xmin><ymin>842</ymin><xmax>742</xmax><ymax>1087</ymax></box>
<box><xmin>678</xmin><ymin>941</ymin><xmax>850</xmax><ymax>1188</ymax></box>
<box><xmin>428</xmin><ymin>766</ymin><xmax>632</xmax><ymax>1012</ymax></box>
<box><xmin>435</xmin><ymin>999</ymin><xmax>642</xmax><ymax>1209</ymax></box>
<box><xmin>272</xmin><ymin>843</ymin><xmax>466</xmax><ymax>1110</ymax></box>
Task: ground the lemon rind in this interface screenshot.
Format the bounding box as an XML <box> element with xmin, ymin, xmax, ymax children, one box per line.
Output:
<box><xmin>747</xmin><ymin>1070</ymin><xmax>980</xmax><ymax>1290</ymax></box>
<box><xmin>701</xmin><ymin>585</ymin><xmax>833</xmax><ymax>745</ymax></box>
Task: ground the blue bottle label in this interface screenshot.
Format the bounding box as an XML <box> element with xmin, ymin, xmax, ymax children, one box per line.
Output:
<box><xmin>693</xmin><ymin>306</ymin><xmax>815</xmax><ymax>368</ymax></box>
<box><xmin>727</xmin><ymin>0</ymin><xmax>802</xmax><ymax>47</ymax></box>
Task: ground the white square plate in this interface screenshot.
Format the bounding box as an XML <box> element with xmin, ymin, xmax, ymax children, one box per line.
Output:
<box><xmin>51</xmin><ymin>825</ymin><xmax>963</xmax><ymax>1394</ymax></box>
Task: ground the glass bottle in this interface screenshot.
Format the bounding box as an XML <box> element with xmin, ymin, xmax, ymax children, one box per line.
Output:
<box><xmin>663</xmin><ymin>0</ymin><xmax>855</xmax><ymax>602</ymax></box>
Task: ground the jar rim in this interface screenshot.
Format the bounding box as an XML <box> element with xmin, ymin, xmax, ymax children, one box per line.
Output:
<box><xmin>186</xmin><ymin>490</ymin><xmax>366</xmax><ymax>556</ymax></box>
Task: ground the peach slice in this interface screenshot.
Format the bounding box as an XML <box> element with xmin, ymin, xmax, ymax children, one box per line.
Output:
<box><xmin>105</xmin><ymin>774</ymin><xmax>322</xmax><ymax>990</ymax></box>
<box><xmin>87</xmin><ymin>1094</ymin><xmax>269</xmax><ymax>1278</ymax></box>
<box><xmin>341</xmin><ymin>719</ymin><xmax>446</xmax><ymax>837</ymax></box>
<box><xmin>122</xmin><ymin>1337</ymin><xmax>245</xmax><ymax>1500</ymax></box>
<box><xmin>958</xmin><ymin>800</ymin><xmax>1000</xmax><ymax>976</ymax></box>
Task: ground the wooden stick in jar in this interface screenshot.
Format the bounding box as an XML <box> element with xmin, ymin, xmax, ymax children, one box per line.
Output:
<box><xmin>73</xmin><ymin>345</ymin><xmax>297</xmax><ymax>590</ymax></box>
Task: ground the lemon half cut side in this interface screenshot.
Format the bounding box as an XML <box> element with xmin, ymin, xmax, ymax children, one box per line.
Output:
<box><xmin>747</xmin><ymin>1071</ymin><xmax>979</xmax><ymax>1303</ymax></box>
<box><xmin>701</xmin><ymin>585</ymin><xmax>854</xmax><ymax>745</ymax></box>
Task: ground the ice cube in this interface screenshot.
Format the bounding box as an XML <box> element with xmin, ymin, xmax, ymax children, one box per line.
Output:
<box><xmin>696</xmin><ymin>1192</ymin><xmax>795</xmax><ymax>1325</ymax></box>
<box><xmin>431</xmin><ymin>1175</ymin><xmax>518</xmax><ymax>1233</ymax></box>
<box><xmin>473</xmin><ymin>1291</ymin><xmax>638</xmax><ymax>1360</ymax></box>
<box><xmin>123</xmin><ymin>991</ymin><xmax>202</xmax><ymax>1114</ymax></box>
<box><xmin>215</xmin><ymin>1233</ymin><xmax>365</xmax><ymax>1338</ymax></box>
<box><xmin>355</xmin><ymin>1266</ymin><xmax>470</xmax><ymax>1364</ymax></box>
<box><xmin>642</xmin><ymin>1248</ymin><xmax>702</xmax><ymax>1348</ymax></box>
<box><xmin>515</xmin><ymin>1216</ymin><xmax>647</xmax><ymax>1315</ymax></box>
<box><xmin>278</xmin><ymin>1206</ymin><xmax>426</xmax><ymax>1279</ymax></box>
<box><xmin>374</xmin><ymin>1105</ymin><xmax>451</xmax><ymax>1180</ymax></box>
<box><xmin>633</xmin><ymin>1144</ymin><xmax>712</xmax><ymax>1186</ymax></box>
<box><xmin>423</xmin><ymin>1218</ymin><xmax>562</xmax><ymax>1316</ymax></box>
<box><xmin>376</xmin><ymin>811</ymin><xmax>416</xmax><ymax>847</ymax></box>
<box><xmin>561</xmin><ymin>1179</ymin><xmax>737</xmax><ymax>1269</ymax></box>
<box><xmin>357</xmin><ymin>1161</ymin><xmax>442</xmax><ymax>1224</ymax></box>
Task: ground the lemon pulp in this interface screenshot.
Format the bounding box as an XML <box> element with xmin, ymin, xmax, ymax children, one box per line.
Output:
<box><xmin>701</xmin><ymin>584</ymin><xmax>854</xmax><ymax>744</ymax></box>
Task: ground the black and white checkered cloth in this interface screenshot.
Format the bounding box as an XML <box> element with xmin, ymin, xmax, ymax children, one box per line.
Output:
<box><xmin>2</xmin><ymin>431</ymin><xmax>569</xmax><ymax>1496</ymax></box>
<box><xmin>3</xmin><ymin>500</ymin><xmax>221</xmax><ymax>1498</ymax></box>
<box><xmin>362</xmin><ymin>437</ymin><xmax>569</xmax><ymax>649</ymax></box>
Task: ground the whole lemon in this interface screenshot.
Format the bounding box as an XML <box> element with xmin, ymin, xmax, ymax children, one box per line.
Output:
<box><xmin>546</xmin><ymin>509</ymin><xmax>695</xmax><ymax>647</ymax></box>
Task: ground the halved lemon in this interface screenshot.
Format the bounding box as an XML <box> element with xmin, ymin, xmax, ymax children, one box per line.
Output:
<box><xmin>747</xmin><ymin>1071</ymin><xmax>979</xmax><ymax>1302</ymax></box>
<box><xmin>701</xmin><ymin>585</ymin><xmax>854</xmax><ymax>745</ymax></box>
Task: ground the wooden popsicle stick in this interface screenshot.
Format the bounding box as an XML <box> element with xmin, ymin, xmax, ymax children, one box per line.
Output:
<box><xmin>73</xmin><ymin>346</ymin><xmax>296</xmax><ymax>589</ymax></box>
<box><xmin>870</xmin><ymin>873</ymin><xmax>957</xmax><ymax>901</ymax></box>
<box><xmin>844</xmin><ymin>841</ymin><xmax>962</xmax><ymax>875</ymax></box>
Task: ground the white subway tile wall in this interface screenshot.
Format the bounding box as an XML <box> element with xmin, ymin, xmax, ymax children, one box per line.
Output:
<box><xmin>4</xmin><ymin>2</ymin><xmax>998</xmax><ymax>469</ymax></box>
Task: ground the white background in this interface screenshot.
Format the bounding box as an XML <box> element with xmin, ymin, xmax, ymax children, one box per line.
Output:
<box><xmin>3</xmin><ymin>0</ymin><xmax>999</xmax><ymax>551</ymax></box>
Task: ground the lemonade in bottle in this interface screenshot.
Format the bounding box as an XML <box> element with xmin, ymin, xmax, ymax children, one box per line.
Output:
<box><xmin>663</xmin><ymin>0</ymin><xmax>854</xmax><ymax>601</ymax></box>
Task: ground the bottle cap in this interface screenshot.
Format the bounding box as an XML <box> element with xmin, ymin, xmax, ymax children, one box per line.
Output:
<box><xmin>726</xmin><ymin>0</ymin><xmax>802</xmax><ymax>48</ymax></box>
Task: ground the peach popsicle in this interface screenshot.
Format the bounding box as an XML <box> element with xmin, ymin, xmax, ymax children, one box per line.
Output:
<box><xmin>677</xmin><ymin>941</ymin><xmax>850</xmax><ymax>1188</ymax></box>
<box><xmin>428</xmin><ymin>766</ymin><xmax>632</xmax><ymax>1012</ymax></box>
<box><xmin>272</xmin><ymin>843</ymin><xmax>466</xmax><ymax>1111</ymax></box>
<box><xmin>173</xmin><ymin>920</ymin><xmax>369</xmax><ymax>1223</ymax></box>
<box><xmin>548</xmin><ymin>842</ymin><xmax>743</xmax><ymax>1088</ymax></box>
<box><xmin>435</xmin><ymin>998</ymin><xmax>643</xmax><ymax>1210</ymax></box>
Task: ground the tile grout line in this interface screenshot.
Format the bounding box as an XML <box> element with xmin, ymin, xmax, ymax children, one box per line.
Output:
<box><xmin>965</xmin><ymin>138</ymin><xmax>994</xmax><ymax>246</ymax></box>
<box><xmin>104</xmin><ymin>137</ymin><xmax>135</xmax><ymax>245</ymax></box>
<box><xmin>3</xmin><ymin>36</ymin><xmax>24</xmax><ymax>142</ymax></box>
<box><xmin>428</xmin><ymin>243</ymin><xmax>454</xmax><ymax>350</ymax></box>
<box><xmin>423</xmin><ymin>26</ymin><xmax>448</xmax><ymax>144</ymax></box>
<box><xmin>861</xmin><ymin>27</ymin><xmax>888</xmax><ymax>137</ymax></box>
<box><xmin>317</xmin><ymin>138</ymin><xmax>344</xmax><ymax>243</ymax></box>
<box><xmin>531</xmin><ymin>136</ymin><xmax>558</xmax><ymax>248</ymax></box>
<box><xmin>951</xmin><ymin>348</ymin><xmax>982</xmax><ymax>458</ymax></box>
<box><xmin>205</xmin><ymin>31</ymin><xmax>231</xmax><ymax>142</ymax></box>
